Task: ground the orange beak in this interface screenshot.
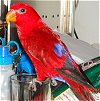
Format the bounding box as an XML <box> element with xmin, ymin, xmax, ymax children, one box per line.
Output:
<box><xmin>6</xmin><ymin>10</ymin><xmax>16</xmax><ymax>24</ymax></box>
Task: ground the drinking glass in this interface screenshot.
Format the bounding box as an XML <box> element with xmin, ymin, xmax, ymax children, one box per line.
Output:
<box><xmin>10</xmin><ymin>73</ymin><xmax>51</xmax><ymax>101</ymax></box>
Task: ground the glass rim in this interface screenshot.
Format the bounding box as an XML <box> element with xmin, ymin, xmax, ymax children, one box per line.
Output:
<box><xmin>10</xmin><ymin>73</ymin><xmax>50</xmax><ymax>84</ymax></box>
<box><xmin>10</xmin><ymin>73</ymin><xmax>36</xmax><ymax>84</ymax></box>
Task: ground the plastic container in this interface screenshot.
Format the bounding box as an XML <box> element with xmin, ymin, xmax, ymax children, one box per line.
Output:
<box><xmin>0</xmin><ymin>46</ymin><xmax>15</xmax><ymax>100</ymax></box>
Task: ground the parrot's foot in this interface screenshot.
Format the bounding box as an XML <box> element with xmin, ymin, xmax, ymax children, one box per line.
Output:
<box><xmin>51</xmin><ymin>79</ymin><xmax>57</xmax><ymax>86</ymax></box>
<box><xmin>33</xmin><ymin>78</ymin><xmax>42</xmax><ymax>85</ymax></box>
<box><xmin>28</xmin><ymin>78</ymin><xmax>42</xmax><ymax>91</ymax></box>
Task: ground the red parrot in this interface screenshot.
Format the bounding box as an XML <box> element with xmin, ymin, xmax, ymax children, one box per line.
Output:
<box><xmin>6</xmin><ymin>3</ymin><xmax>97</xmax><ymax>101</ymax></box>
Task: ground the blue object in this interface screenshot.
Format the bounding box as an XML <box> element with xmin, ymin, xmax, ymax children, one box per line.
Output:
<box><xmin>52</xmin><ymin>76</ymin><xmax>70</xmax><ymax>86</ymax></box>
<box><xmin>7</xmin><ymin>41</ymin><xmax>20</xmax><ymax>56</ymax></box>
<box><xmin>0</xmin><ymin>37</ymin><xmax>20</xmax><ymax>65</ymax></box>
<box><xmin>16</xmin><ymin>49</ymin><xmax>35</xmax><ymax>74</ymax></box>
<box><xmin>0</xmin><ymin>37</ymin><xmax>5</xmax><ymax>45</ymax></box>
<box><xmin>53</xmin><ymin>43</ymin><xmax>63</xmax><ymax>57</ymax></box>
<box><xmin>52</xmin><ymin>76</ymin><xmax>66</xmax><ymax>83</ymax></box>
<box><xmin>0</xmin><ymin>37</ymin><xmax>20</xmax><ymax>56</ymax></box>
<box><xmin>0</xmin><ymin>46</ymin><xmax>12</xmax><ymax>65</ymax></box>
<box><xmin>20</xmin><ymin>52</ymin><xmax>35</xmax><ymax>74</ymax></box>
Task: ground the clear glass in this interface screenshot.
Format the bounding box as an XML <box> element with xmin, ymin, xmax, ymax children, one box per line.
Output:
<box><xmin>10</xmin><ymin>74</ymin><xmax>51</xmax><ymax>101</ymax></box>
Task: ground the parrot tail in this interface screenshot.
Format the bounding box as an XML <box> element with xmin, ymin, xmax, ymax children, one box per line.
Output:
<box><xmin>69</xmin><ymin>80</ymin><xmax>96</xmax><ymax>101</ymax></box>
<box><xmin>55</xmin><ymin>69</ymin><xmax>97</xmax><ymax>101</ymax></box>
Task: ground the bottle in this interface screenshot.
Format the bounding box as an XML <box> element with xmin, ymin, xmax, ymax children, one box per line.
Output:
<box><xmin>0</xmin><ymin>46</ymin><xmax>15</xmax><ymax>100</ymax></box>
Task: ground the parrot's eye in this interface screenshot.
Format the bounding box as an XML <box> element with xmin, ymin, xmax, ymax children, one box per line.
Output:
<box><xmin>19</xmin><ymin>8</ymin><xmax>26</xmax><ymax>14</ymax></box>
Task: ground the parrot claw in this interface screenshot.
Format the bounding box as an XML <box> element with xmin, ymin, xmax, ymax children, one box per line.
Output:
<box><xmin>51</xmin><ymin>79</ymin><xmax>58</xmax><ymax>86</ymax></box>
<box><xmin>28</xmin><ymin>78</ymin><xmax>42</xmax><ymax>91</ymax></box>
<box><xmin>33</xmin><ymin>78</ymin><xmax>42</xmax><ymax>85</ymax></box>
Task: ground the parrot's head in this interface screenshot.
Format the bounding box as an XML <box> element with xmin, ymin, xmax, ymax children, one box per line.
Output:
<box><xmin>6</xmin><ymin>3</ymin><xmax>41</xmax><ymax>29</ymax></box>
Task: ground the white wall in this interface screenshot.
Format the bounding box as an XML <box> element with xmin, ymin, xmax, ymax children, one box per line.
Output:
<box><xmin>75</xmin><ymin>1</ymin><xmax>99</xmax><ymax>45</ymax></box>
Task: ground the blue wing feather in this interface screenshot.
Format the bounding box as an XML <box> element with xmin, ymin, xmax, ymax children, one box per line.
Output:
<box><xmin>53</xmin><ymin>43</ymin><xmax>63</xmax><ymax>57</ymax></box>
